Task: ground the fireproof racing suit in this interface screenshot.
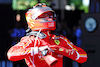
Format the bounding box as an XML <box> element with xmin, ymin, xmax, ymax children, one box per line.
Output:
<box><xmin>7</xmin><ymin>31</ymin><xmax>87</xmax><ymax>67</ymax></box>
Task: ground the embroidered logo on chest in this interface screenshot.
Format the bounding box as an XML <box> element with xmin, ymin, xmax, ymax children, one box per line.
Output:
<box><xmin>54</xmin><ymin>40</ymin><xmax>60</xmax><ymax>45</ymax></box>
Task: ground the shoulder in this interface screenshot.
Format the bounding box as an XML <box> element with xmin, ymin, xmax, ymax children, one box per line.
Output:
<box><xmin>20</xmin><ymin>36</ymin><xmax>31</xmax><ymax>42</ymax></box>
<box><xmin>55</xmin><ymin>35</ymin><xmax>70</xmax><ymax>42</ymax></box>
<box><xmin>20</xmin><ymin>35</ymin><xmax>36</xmax><ymax>42</ymax></box>
<box><xmin>52</xmin><ymin>34</ymin><xmax>67</xmax><ymax>40</ymax></box>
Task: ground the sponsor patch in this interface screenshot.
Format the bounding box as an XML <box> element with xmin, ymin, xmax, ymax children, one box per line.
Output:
<box><xmin>66</xmin><ymin>49</ymin><xmax>68</xmax><ymax>53</ymax></box>
<box><xmin>54</xmin><ymin>40</ymin><xmax>60</xmax><ymax>45</ymax></box>
<box><xmin>59</xmin><ymin>48</ymin><xmax>64</xmax><ymax>51</ymax></box>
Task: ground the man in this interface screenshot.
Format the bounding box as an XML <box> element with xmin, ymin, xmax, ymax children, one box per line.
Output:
<box><xmin>7</xmin><ymin>3</ymin><xmax>87</xmax><ymax>67</ymax></box>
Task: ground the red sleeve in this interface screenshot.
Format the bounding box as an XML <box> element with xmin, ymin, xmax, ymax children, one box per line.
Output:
<box><xmin>7</xmin><ymin>36</ymin><xmax>32</xmax><ymax>61</ymax></box>
<box><xmin>50</xmin><ymin>36</ymin><xmax>87</xmax><ymax>63</ymax></box>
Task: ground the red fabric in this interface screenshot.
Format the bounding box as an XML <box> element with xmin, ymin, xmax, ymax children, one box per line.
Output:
<box><xmin>7</xmin><ymin>31</ymin><xmax>87</xmax><ymax>67</ymax></box>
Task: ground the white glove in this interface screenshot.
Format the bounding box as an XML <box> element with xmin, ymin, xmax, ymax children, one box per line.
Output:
<box><xmin>39</xmin><ymin>46</ymin><xmax>48</xmax><ymax>51</ymax></box>
<box><xmin>31</xmin><ymin>47</ymin><xmax>39</xmax><ymax>56</ymax></box>
<box><xmin>31</xmin><ymin>46</ymin><xmax>49</xmax><ymax>56</ymax></box>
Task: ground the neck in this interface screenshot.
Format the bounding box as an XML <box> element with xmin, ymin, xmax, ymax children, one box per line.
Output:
<box><xmin>42</xmin><ymin>30</ymin><xmax>51</xmax><ymax>36</ymax></box>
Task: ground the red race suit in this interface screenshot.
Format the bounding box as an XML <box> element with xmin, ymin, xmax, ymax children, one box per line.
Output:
<box><xmin>7</xmin><ymin>31</ymin><xmax>87</xmax><ymax>67</ymax></box>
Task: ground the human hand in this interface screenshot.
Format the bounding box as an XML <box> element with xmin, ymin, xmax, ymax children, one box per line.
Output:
<box><xmin>39</xmin><ymin>46</ymin><xmax>49</xmax><ymax>51</ymax></box>
<box><xmin>31</xmin><ymin>46</ymin><xmax>49</xmax><ymax>56</ymax></box>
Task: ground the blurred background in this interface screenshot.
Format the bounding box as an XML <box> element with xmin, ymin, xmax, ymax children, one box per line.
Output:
<box><xmin>0</xmin><ymin>0</ymin><xmax>100</xmax><ymax>67</ymax></box>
